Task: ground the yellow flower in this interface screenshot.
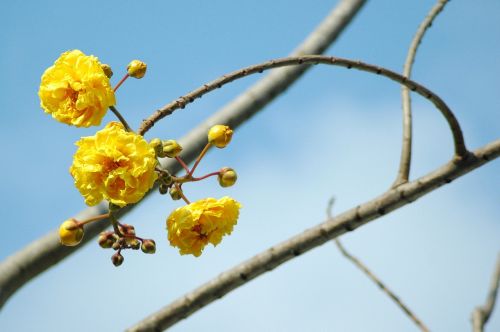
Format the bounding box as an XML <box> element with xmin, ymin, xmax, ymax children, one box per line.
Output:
<box><xmin>39</xmin><ymin>50</ymin><xmax>116</xmax><ymax>127</ymax></box>
<box><xmin>166</xmin><ymin>197</ymin><xmax>241</xmax><ymax>257</ymax></box>
<box><xmin>70</xmin><ymin>122</ymin><xmax>158</xmax><ymax>207</ymax></box>
<box><xmin>208</xmin><ymin>125</ymin><xmax>233</xmax><ymax>148</ymax></box>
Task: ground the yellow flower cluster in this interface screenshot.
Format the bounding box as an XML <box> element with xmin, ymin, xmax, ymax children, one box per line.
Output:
<box><xmin>70</xmin><ymin>122</ymin><xmax>158</xmax><ymax>207</ymax></box>
<box><xmin>39</xmin><ymin>50</ymin><xmax>115</xmax><ymax>127</ymax></box>
<box><xmin>167</xmin><ymin>197</ymin><xmax>241</xmax><ymax>256</ymax></box>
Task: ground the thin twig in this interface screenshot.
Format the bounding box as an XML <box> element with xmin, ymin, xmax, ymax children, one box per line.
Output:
<box><xmin>327</xmin><ymin>198</ymin><xmax>429</xmax><ymax>331</ymax></box>
<box><xmin>127</xmin><ymin>140</ymin><xmax>500</xmax><ymax>332</ymax></box>
<box><xmin>109</xmin><ymin>105</ymin><xmax>133</xmax><ymax>132</ymax></box>
<box><xmin>471</xmin><ymin>253</ymin><xmax>500</xmax><ymax>332</ymax></box>
<box><xmin>334</xmin><ymin>240</ymin><xmax>430</xmax><ymax>332</ymax></box>
<box><xmin>0</xmin><ymin>0</ymin><xmax>367</xmax><ymax>309</ymax></box>
<box><xmin>394</xmin><ymin>0</ymin><xmax>450</xmax><ymax>187</ymax></box>
<box><xmin>138</xmin><ymin>55</ymin><xmax>468</xmax><ymax>160</ymax></box>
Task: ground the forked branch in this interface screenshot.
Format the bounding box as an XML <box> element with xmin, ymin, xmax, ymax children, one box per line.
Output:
<box><xmin>128</xmin><ymin>140</ymin><xmax>500</xmax><ymax>331</ymax></box>
<box><xmin>394</xmin><ymin>0</ymin><xmax>450</xmax><ymax>187</ymax></box>
<box><xmin>471</xmin><ymin>254</ymin><xmax>500</xmax><ymax>332</ymax></box>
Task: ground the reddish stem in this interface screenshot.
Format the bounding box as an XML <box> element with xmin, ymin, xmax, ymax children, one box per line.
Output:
<box><xmin>191</xmin><ymin>171</ymin><xmax>220</xmax><ymax>182</ymax></box>
<box><xmin>188</xmin><ymin>143</ymin><xmax>210</xmax><ymax>177</ymax></box>
<box><xmin>114</xmin><ymin>73</ymin><xmax>130</xmax><ymax>92</ymax></box>
<box><xmin>175</xmin><ymin>156</ymin><xmax>191</xmax><ymax>174</ymax></box>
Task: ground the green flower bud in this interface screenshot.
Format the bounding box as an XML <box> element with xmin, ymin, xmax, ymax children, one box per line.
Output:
<box><xmin>101</xmin><ymin>64</ymin><xmax>113</xmax><ymax>78</ymax></box>
<box><xmin>159</xmin><ymin>183</ymin><xmax>169</xmax><ymax>195</ymax></box>
<box><xmin>218</xmin><ymin>167</ymin><xmax>237</xmax><ymax>187</ymax></box>
<box><xmin>150</xmin><ymin>138</ymin><xmax>165</xmax><ymax>158</ymax></box>
<box><xmin>162</xmin><ymin>140</ymin><xmax>183</xmax><ymax>158</ymax></box>
<box><xmin>169</xmin><ymin>187</ymin><xmax>182</xmax><ymax>200</ymax></box>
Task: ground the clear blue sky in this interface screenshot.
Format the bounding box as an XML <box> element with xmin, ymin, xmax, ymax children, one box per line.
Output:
<box><xmin>1</xmin><ymin>1</ymin><xmax>499</xmax><ymax>331</ymax></box>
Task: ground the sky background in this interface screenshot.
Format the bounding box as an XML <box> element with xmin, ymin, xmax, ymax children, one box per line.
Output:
<box><xmin>1</xmin><ymin>0</ymin><xmax>499</xmax><ymax>331</ymax></box>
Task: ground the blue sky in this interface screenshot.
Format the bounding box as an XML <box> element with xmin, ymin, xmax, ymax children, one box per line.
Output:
<box><xmin>1</xmin><ymin>0</ymin><xmax>499</xmax><ymax>331</ymax></box>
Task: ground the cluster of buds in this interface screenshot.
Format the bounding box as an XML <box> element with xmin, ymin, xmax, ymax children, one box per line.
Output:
<box><xmin>151</xmin><ymin>124</ymin><xmax>238</xmax><ymax>203</ymax></box>
<box><xmin>98</xmin><ymin>223</ymin><xmax>156</xmax><ymax>266</ymax></box>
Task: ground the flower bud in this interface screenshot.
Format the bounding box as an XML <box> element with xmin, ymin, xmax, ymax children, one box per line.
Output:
<box><xmin>112</xmin><ymin>241</ymin><xmax>121</xmax><ymax>250</ymax></box>
<box><xmin>118</xmin><ymin>224</ymin><xmax>135</xmax><ymax>236</ymax></box>
<box><xmin>218</xmin><ymin>167</ymin><xmax>237</xmax><ymax>187</ymax></box>
<box><xmin>159</xmin><ymin>171</ymin><xmax>173</xmax><ymax>186</ymax></box>
<box><xmin>127</xmin><ymin>60</ymin><xmax>147</xmax><ymax>79</ymax></box>
<box><xmin>111</xmin><ymin>252</ymin><xmax>124</xmax><ymax>267</ymax></box>
<box><xmin>170</xmin><ymin>187</ymin><xmax>182</xmax><ymax>201</ymax></box>
<box><xmin>169</xmin><ymin>187</ymin><xmax>182</xmax><ymax>200</ymax></box>
<box><xmin>162</xmin><ymin>140</ymin><xmax>182</xmax><ymax>158</ymax></box>
<box><xmin>159</xmin><ymin>183</ymin><xmax>169</xmax><ymax>195</ymax></box>
<box><xmin>208</xmin><ymin>125</ymin><xmax>233</xmax><ymax>148</ymax></box>
<box><xmin>150</xmin><ymin>138</ymin><xmax>165</xmax><ymax>158</ymax></box>
<box><xmin>59</xmin><ymin>219</ymin><xmax>84</xmax><ymax>246</ymax></box>
<box><xmin>141</xmin><ymin>239</ymin><xmax>156</xmax><ymax>254</ymax></box>
<box><xmin>101</xmin><ymin>64</ymin><xmax>113</xmax><ymax>78</ymax></box>
<box><xmin>98</xmin><ymin>231</ymin><xmax>115</xmax><ymax>249</ymax></box>
<box><xmin>127</xmin><ymin>238</ymin><xmax>141</xmax><ymax>250</ymax></box>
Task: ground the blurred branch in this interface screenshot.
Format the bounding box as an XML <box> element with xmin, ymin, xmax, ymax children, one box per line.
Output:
<box><xmin>139</xmin><ymin>55</ymin><xmax>468</xmax><ymax>160</ymax></box>
<box><xmin>394</xmin><ymin>0</ymin><xmax>449</xmax><ymax>187</ymax></box>
<box><xmin>472</xmin><ymin>254</ymin><xmax>500</xmax><ymax>332</ymax></box>
<box><xmin>327</xmin><ymin>198</ymin><xmax>429</xmax><ymax>331</ymax></box>
<box><xmin>139</xmin><ymin>0</ymin><xmax>367</xmax><ymax>135</ymax></box>
<box><xmin>0</xmin><ymin>0</ymin><xmax>367</xmax><ymax>310</ymax></box>
<box><xmin>128</xmin><ymin>140</ymin><xmax>500</xmax><ymax>331</ymax></box>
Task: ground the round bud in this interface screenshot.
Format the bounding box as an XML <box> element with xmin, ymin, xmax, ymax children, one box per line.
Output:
<box><xmin>112</xmin><ymin>241</ymin><xmax>121</xmax><ymax>251</ymax></box>
<box><xmin>59</xmin><ymin>219</ymin><xmax>84</xmax><ymax>247</ymax></box>
<box><xmin>169</xmin><ymin>187</ymin><xmax>182</xmax><ymax>200</ymax></box>
<box><xmin>159</xmin><ymin>171</ymin><xmax>173</xmax><ymax>186</ymax></box>
<box><xmin>111</xmin><ymin>252</ymin><xmax>124</xmax><ymax>267</ymax></box>
<box><xmin>98</xmin><ymin>231</ymin><xmax>115</xmax><ymax>249</ymax></box>
<box><xmin>127</xmin><ymin>238</ymin><xmax>141</xmax><ymax>250</ymax></box>
<box><xmin>127</xmin><ymin>60</ymin><xmax>147</xmax><ymax>79</ymax></box>
<box><xmin>159</xmin><ymin>183</ymin><xmax>169</xmax><ymax>195</ymax></box>
<box><xmin>208</xmin><ymin>125</ymin><xmax>233</xmax><ymax>148</ymax></box>
<box><xmin>101</xmin><ymin>64</ymin><xmax>113</xmax><ymax>78</ymax></box>
<box><xmin>119</xmin><ymin>224</ymin><xmax>135</xmax><ymax>236</ymax></box>
<box><xmin>141</xmin><ymin>239</ymin><xmax>156</xmax><ymax>254</ymax></box>
<box><xmin>162</xmin><ymin>140</ymin><xmax>183</xmax><ymax>158</ymax></box>
<box><xmin>218</xmin><ymin>167</ymin><xmax>237</xmax><ymax>187</ymax></box>
<box><xmin>150</xmin><ymin>138</ymin><xmax>165</xmax><ymax>158</ymax></box>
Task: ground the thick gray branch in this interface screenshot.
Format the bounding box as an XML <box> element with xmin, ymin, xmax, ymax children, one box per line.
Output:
<box><xmin>394</xmin><ymin>0</ymin><xmax>449</xmax><ymax>187</ymax></box>
<box><xmin>472</xmin><ymin>253</ymin><xmax>500</xmax><ymax>332</ymax></box>
<box><xmin>0</xmin><ymin>0</ymin><xmax>366</xmax><ymax>310</ymax></box>
<box><xmin>128</xmin><ymin>140</ymin><xmax>500</xmax><ymax>331</ymax></box>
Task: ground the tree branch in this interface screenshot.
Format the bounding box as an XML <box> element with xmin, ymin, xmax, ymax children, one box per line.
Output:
<box><xmin>334</xmin><ymin>240</ymin><xmax>429</xmax><ymax>331</ymax></box>
<box><xmin>472</xmin><ymin>253</ymin><xmax>500</xmax><ymax>332</ymax></box>
<box><xmin>138</xmin><ymin>55</ymin><xmax>468</xmax><ymax>161</ymax></box>
<box><xmin>394</xmin><ymin>0</ymin><xmax>450</xmax><ymax>187</ymax></box>
<box><xmin>127</xmin><ymin>140</ymin><xmax>500</xmax><ymax>331</ymax></box>
<box><xmin>326</xmin><ymin>198</ymin><xmax>429</xmax><ymax>331</ymax></box>
<box><xmin>0</xmin><ymin>0</ymin><xmax>366</xmax><ymax>310</ymax></box>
